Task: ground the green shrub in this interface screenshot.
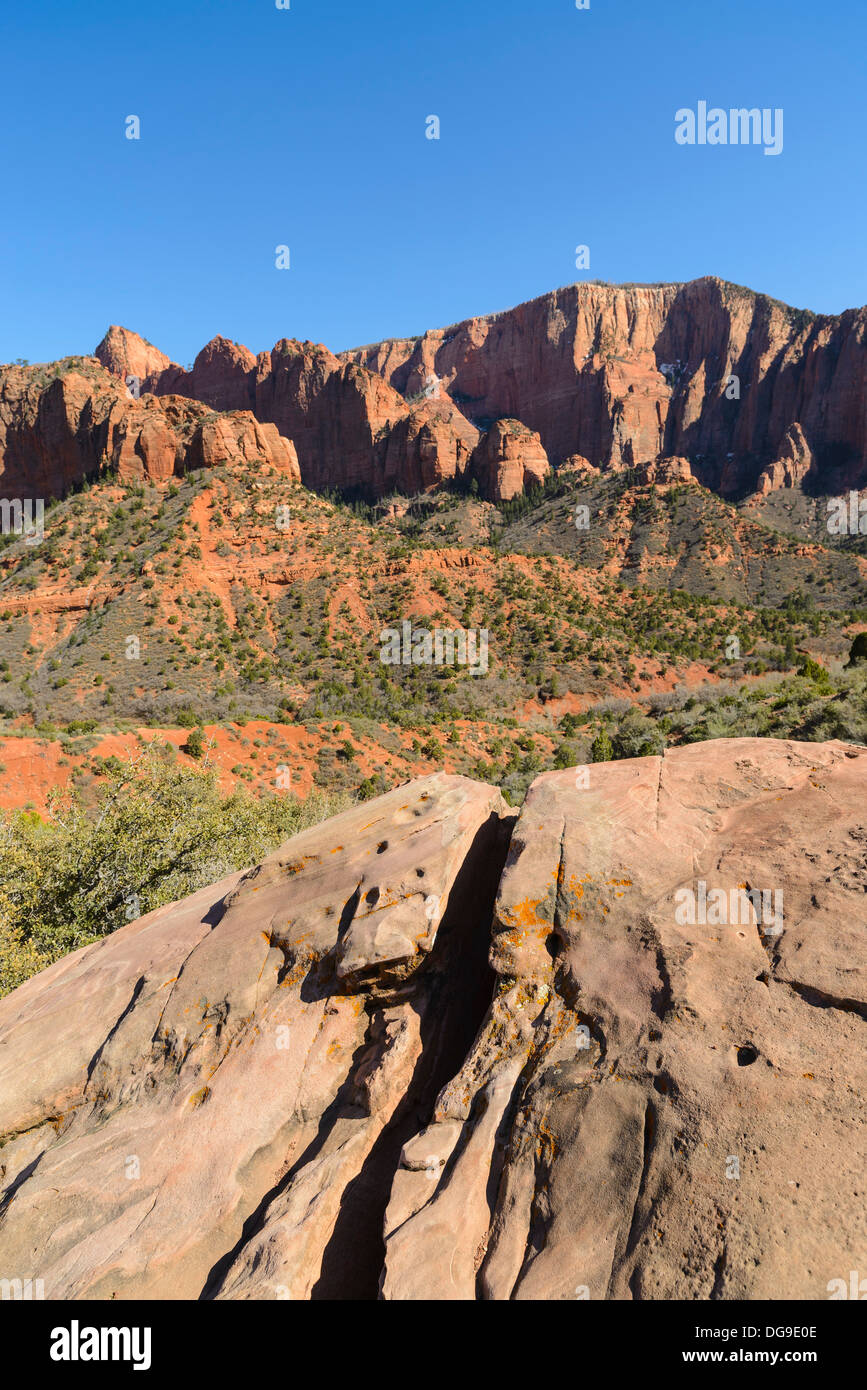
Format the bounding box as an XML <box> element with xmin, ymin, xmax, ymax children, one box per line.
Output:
<box><xmin>590</xmin><ymin>730</ymin><xmax>614</xmax><ymax>762</ymax></box>
<box><xmin>799</xmin><ymin>656</ymin><xmax>831</xmax><ymax>689</ymax></box>
<box><xmin>184</xmin><ymin>726</ymin><xmax>206</xmax><ymax>759</ymax></box>
<box><xmin>553</xmin><ymin>741</ymin><xmax>580</xmax><ymax>769</ymax></box>
<box><xmin>0</xmin><ymin>745</ymin><xmax>349</xmax><ymax>998</ymax></box>
<box><xmin>610</xmin><ymin>708</ymin><xmax>666</xmax><ymax>759</ymax></box>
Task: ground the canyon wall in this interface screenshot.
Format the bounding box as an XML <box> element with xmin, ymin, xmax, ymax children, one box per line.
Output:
<box><xmin>2</xmin><ymin>277</ymin><xmax>863</xmax><ymax>505</ymax></box>
<box><xmin>0</xmin><ymin>358</ymin><xmax>299</xmax><ymax>499</ymax></box>
<box><xmin>102</xmin><ymin>330</ymin><xmax>483</xmax><ymax>499</ymax></box>
<box><xmin>342</xmin><ymin>277</ymin><xmax>867</xmax><ymax>496</ymax></box>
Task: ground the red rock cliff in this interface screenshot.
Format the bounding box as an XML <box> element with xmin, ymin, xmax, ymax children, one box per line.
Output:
<box><xmin>18</xmin><ymin>276</ymin><xmax>866</xmax><ymax>505</ymax></box>
<box><xmin>341</xmin><ymin>277</ymin><xmax>867</xmax><ymax>496</ymax></box>
<box><xmin>0</xmin><ymin>358</ymin><xmax>299</xmax><ymax>498</ymax></box>
<box><xmin>106</xmin><ymin>333</ymin><xmax>480</xmax><ymax>499</ymax></box>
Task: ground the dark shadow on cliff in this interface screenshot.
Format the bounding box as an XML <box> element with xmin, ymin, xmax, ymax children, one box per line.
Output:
<box><xmin>310</xmin><ymin>808</ymin><xmax>515</xmax><ymax>1300</ymax></box>
<box><xmin>198</xmin><ymin>807</ymin><xmax>515</xmax><ymax>1301</ymax></box>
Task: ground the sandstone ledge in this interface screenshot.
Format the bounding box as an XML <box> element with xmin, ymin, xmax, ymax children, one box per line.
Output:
<box><xmin>0</xmin><ymin>740</ymin><xmax>864</xmax><ymax>1300</ymax></box>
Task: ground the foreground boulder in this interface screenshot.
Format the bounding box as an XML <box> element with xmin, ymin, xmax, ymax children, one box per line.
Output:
<box><xmin>0</xmin><ymin>775</ymin><xmax>511</xmax><ymax>1299</ymax></box>
<box><xmin>0</xmin><ymin>740</ymin><xmax>864</xmax><ymax>1300</ymax></box>
<box><xmin>382</xmin><ymin>739</ymin><xmax>867</xmax><ymax>1299</ymax></box>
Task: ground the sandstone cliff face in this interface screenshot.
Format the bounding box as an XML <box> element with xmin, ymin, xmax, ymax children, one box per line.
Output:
<box><xmin>184</xmin><ymin>338</ymin><xmax>480</xmax><ymax>498</ymax></box>
<box><xmin>185</xmin><ymin>410</ymin><xmax>299</xmax><ymax>479</ymax></box>
<box><xmin>382</xmin><ymin>398</ymin><xmax>479</xmax><ymax>497</ymax></box>
<box><xmin>1</xmin><ymin>739</ymin><xmax>863</xmax><ymax>1301</ymax></box>
<box><xmin>0</xmin><ymin>359</ymin><xmax>300</xmax><ymax>497</ymax></box>
<box><xmin>10</xmin><ymin>276</ymin><xmax>866</xmax><ymax>506</ymax></box>
<box><xmin>343</xmin><ymin>278</ymin><xmax>867</xmax><ymax>496</ymax></box>
<box><xmin>755</xmin><ymin>421</ymin><xmax>814</xmax><ymax>496</ymax></box>
<box><xmin>470</xmin><ymin>419</ymin><xmax>550</xmax><ymax>501</ymax></box>
<box><xmin>95</xmin><ymin>332</ymin><xmax>481</xmax><ymax>499</ymax></box>
<box><xmin>253</xmin><ymin>342</ymin><xmax>419</xmax><ymax>495</ymax></box>
<box><xmin>0</xmin><ymin>364</ymin><xmax>121</xmax><ymax>499</ymax></box>
<box><xmin>634</xmin><ymin>455</ymin><xmax>696</xmax><ymax>486</ymax></box>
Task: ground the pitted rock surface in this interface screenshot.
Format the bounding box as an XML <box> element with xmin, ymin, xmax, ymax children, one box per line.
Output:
<box><xmin>0</xmin><ymin>774</ymin><xmax>509</xmax><ymax>1299</ymax></box>
<box><xmin>0</xmin><ymin>740</ymin><xmax>864</xmax><ymax>1300</ymax></box>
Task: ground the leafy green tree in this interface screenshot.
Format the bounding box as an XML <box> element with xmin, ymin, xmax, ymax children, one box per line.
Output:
<box><xmin>590</xmin><ymin>730</ymin><xmax>614</xmax><ymax>762</ymax></box>
<box><xmin>184</xmin><ymin>726</ymin><xmax>206</xmax><ymax>759</ymax></box>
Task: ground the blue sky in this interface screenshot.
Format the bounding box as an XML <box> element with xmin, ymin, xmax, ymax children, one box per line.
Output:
<box><xmin>1</xmin><ymin>0</ymin><xmax>864</xmax><ymax>366</ymax></box>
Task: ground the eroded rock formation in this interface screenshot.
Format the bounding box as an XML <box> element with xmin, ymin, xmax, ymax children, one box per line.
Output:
<box><xmin>6</xmin><ymin>277</ymin><xmax>864</xmax><ymax>506</ymax></box>
<box><xmin>470</xmin><ymin>419</ymin><xmax>550</xmax><ymax>501</ymax></box>
<box><xmin>0</xmin><ymin>359</ymin><xmax>300</xmax><ymax>497</ymax></box>
<box><xmin>0</xmin><ymin>738</ymin><xmax>864</xmax><ymax>1301</ymax></box>
<box><xmin>94</xmin><ymin>331</ymin><xmax>481</xmax><ymax>500</ymax></box>
<box><xmin>343</xmin><ymin>278</ymin><xmax>867</xmax><ymax>496</ymax></box>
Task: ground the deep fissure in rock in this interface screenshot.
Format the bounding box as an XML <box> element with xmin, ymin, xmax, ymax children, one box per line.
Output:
<box><xmin>312</xmin><ymin>810</ymin><xmax>515</xmax><ymax>1299</ymax></box>
<box><xmin>199</xmin><ymin>808</ymin><xmax>515</xmax><ymax>1301</ymax></box>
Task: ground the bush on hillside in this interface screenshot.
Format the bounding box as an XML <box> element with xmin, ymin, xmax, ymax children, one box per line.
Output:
<box><xmin>0</xmin><ymin>744</ymin><xmax>349</xmax><ymax>998</ymax></box>
<box><xmin>610</xmin><ymin>709</ymin><xmax>666</xmax><ymax>760</ymax></box>
<box><xmin>590</xmin><ymin>730</ymin><xmax>614</xmax><ymax>763</ymax></box>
